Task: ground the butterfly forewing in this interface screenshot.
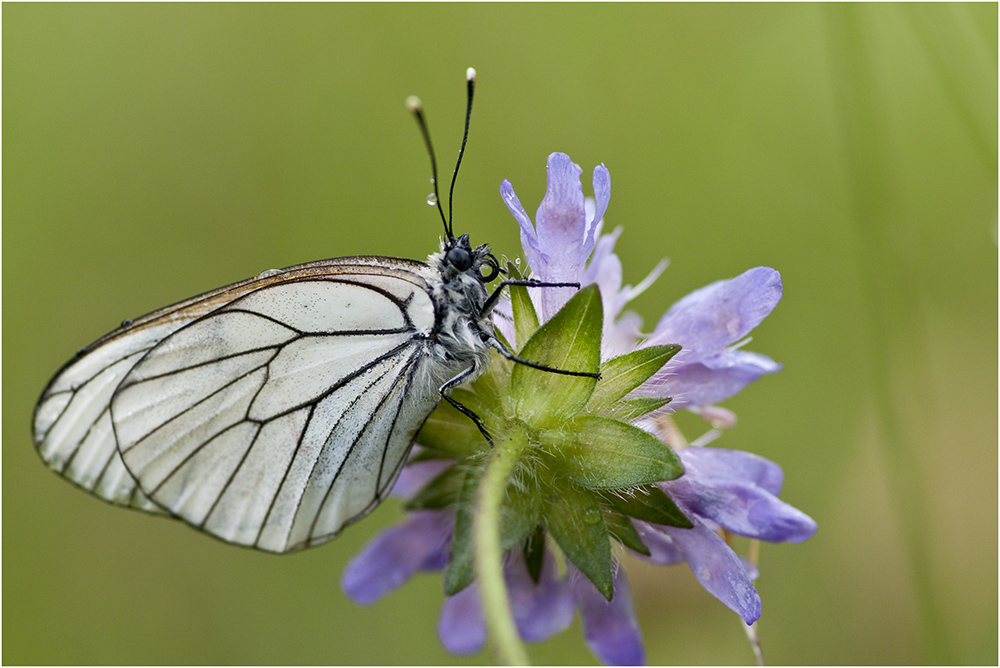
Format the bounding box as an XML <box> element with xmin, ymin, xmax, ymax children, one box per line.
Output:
<box><xmin>34</xmin><ymin>256</ymin><xmax>464</xmax><ymax>552</ymax></box>
<box><xmin>34</xmin><ymin>313</ymin><xmax>220</xmax><ymax>512</ymax></box>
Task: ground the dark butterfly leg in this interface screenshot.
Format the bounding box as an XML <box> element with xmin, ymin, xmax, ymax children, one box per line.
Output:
<box><xmin>482</xmin><ymin>278</ymin><xmax>581</xmax><ymax>314</ymax></box>
<box><xmin>439</xmin><ymin>363</ymin><xmax>494</xmax><ymax>446</ymax></box>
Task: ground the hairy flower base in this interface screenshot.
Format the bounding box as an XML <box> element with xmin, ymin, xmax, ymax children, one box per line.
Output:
<box><xmin>341</xmin><ymin>152</ymin><xmax>816</xmax><ymax>665</ymax></box>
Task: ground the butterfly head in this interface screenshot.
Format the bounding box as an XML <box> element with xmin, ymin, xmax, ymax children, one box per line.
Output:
<box><xmin>436</xmin><ymin>233</ymin><xmax>500</xmax><ymax>285</ymax></box>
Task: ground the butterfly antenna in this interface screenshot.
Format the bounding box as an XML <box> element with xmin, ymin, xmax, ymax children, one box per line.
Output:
<box><xmin>447</xmin><ymin>67</ymin><xmax>476</xmax><ymax>237</ymax></box>
<box><xmin>406</xmin><ymin>95</ymin><xmax>450</xmax><ymax>239</ymax></box>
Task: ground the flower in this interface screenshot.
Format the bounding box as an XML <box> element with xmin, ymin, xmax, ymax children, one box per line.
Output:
<box><xmin>639</xmin><ymin>445</ymin><xmax>817</xmax><ymax>623</ymax></box>
<box><xmin>341</xmin><ymin>152</ymin><xmax>816</xmax><ymax>665</ymax></box>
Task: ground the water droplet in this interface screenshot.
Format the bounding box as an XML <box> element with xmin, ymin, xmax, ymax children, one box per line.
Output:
<box><xmin>256</xmin><ymin>268</ymin><xmax>282</xmax><ymax>280</ymax></box>
<box><xmin>426</xmin><ymin>193</ymin><xmax>438</xmax><ymax>206</ymax></box>
<box><xmin>514</xmin><ymin>257</ymin><xmax>521</xmax><ymax>266</ymax></box>
<box><xmin>120</xmin><ymin>318</ymin><xmax>134</xmax><ymax>328</ymax></box>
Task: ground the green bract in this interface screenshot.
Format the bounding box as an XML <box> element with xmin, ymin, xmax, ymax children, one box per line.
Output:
<box><xmin>415</xmin><ymin>284</ymin><xmax>691</xmax><ymax>601</ymax></box>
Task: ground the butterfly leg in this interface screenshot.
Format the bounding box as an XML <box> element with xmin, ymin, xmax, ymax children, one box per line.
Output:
<box><xmin>439</xmin><ymin>364</ymin><xmax>495</xmax><ymax>447</ymax></box>
<box><xmin>482</xmin><ymin>279</ymin><xmax>581</xmax><ymax>314</ymax></box>
<box><xmin>486</xmin><ymin>338</ymin><xmax>600</xmax><ymax>379</ymax></box>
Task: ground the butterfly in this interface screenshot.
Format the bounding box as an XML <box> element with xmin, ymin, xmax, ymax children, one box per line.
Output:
<box><xmin>32</xmin><ymin>68</ymin><xmax>593</xmax><ymax>554</ymax></box>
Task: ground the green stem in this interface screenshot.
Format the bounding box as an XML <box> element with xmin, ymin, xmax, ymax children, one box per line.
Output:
<box><xmin>473</xmin><ymin>423</ymin><xmax>531</xmax><ymax>666</ymax></box>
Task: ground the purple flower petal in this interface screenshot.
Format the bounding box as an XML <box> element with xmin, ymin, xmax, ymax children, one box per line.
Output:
<box><xmin>438</xmin><ymin>585</ymin><xmax>487</xmax><ymax>654</ymax></box>
<box><xmin>679</xmin><ymin>447</ymin><xmax>784</xmax><ymax>495</ymax></box>
<box><xmin>507</xmin><ymin>550</ymin><xmax>575</xmax><ymax>642</ymax></box>
<box><xmin>635</xmin><ymin>522</ymin><xmax>684</xmax><ymax>564</ymax></box>
<box><xmin>491</xmin><ymin>297</ymin><xmax>516</xmax><ymax>347</ymax></box>
<box><xmin>533</xmin><ymin>153</ymin><xmax>590</xmax><ymax>318</ymax></box>
<box><xmin>604</xmin><ymin>311</ymin><xmax>644</xmax><ymax>360</ymax></box>
<box><xmin>501</xmin><ymin>178</ymin><xmax>544</xmax><ymax>272</ymax></box>
<box><xmin>648</xmin><ymin>267</ymin><xmax>783</xmax><ymax>362</ymax></box>
<box><xmin>589</xmin><ymin>164</ymin><xmax>611</xmax><ymax>244</ymax></box>
<box><xmin>582</xmin><ymin>225</ymin><xmax>620</xmax><ymax>286</ymax></box>
<box><xmin>593</xmin><ymin>253</ymin><xmax>625</xmax><ymax>318</ymax></box>
<box><xmin>670</xmin><ymin>478</ymin><xmax>817</xmax><ymax>543</ymax></box>
<box><xmin>657</xmin><ymin>522</ymin><xmax>762</xmax><ymax>625</ymax></box>
<box><xmin>644</xmin><ymin>349</ymin><xmax>782</xmax><ymax>408</ymax></box>
<box><xmin>341</xmin><ymin>511</ymin><xmax>452</xmax><ymax>605</ymax></box>
<box><xmin>535</xmin><ymin>153</ymin><xmax>587</xmax><ymax>268</ymax></box>
<box><xmin>392</xmin><ymin>456</ymin><xmax>456</xmax><ymax>497</ymax></box>
<box><xmin>663</xmin><ymin>448</ymin><xmax>816</xmax><ymax>543</ymax></box>
<box><xmin>573</xmin><ymin>566</ymin><xmax>646</xmax><ymax>666</ymax></box>
<box><xmin>581</xmin><ymin>227</ymin><xmax>631</xmax><ymax>337</ymax></box>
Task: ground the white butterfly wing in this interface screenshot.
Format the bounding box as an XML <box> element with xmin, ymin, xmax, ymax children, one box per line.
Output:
<box><xmin>33</xmin><ymin>271</ymin><xmax>270</xmax><ymax>513</ymax></box>
<box><xmin>34</xmin><ymin>257</ymin><xmax>454</xmax><ymax>552</ymax></box>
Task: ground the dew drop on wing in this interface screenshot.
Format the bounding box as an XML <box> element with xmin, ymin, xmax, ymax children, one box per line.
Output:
<box><xmin>256</xmin><ymin>268</ymin><xmax>283</xmax><ymax>280</ymax></box>
<box><xmin>120</xmin><ymin>319</ymin><xmax>134</xmax><ymax>328</ymax></box>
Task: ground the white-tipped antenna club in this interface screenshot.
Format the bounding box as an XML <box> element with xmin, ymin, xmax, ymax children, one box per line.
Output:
<box><xmin>407</xmin><ymin>94</ymin><xmax>449</xmax><ymax>237</ymax></box>
<box><xmin>408</xmin><ymin>69</ymin><xmax>477</xmax><ymax>241</ymax></box>
<box><xmin>447</xmin><ymin>68</ymin><xmax>476</xmax><ymax>231</ymax></box>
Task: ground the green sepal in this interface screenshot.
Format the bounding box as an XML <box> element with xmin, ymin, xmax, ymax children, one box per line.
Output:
<box><xmin>443</xmin><ymin>467</ymin><xmax>480</xmax><ymax>596</ymax></box>
<box><xmin>545</xmin><ymin>479</ymin><xmax>613</xmax><ymax>601</ymax></box>
<box><xmin>602</xmin><ymin>505</ymin><xmax>651</xmax><ymax>556</ymax></box>
<box><xmin>558</xmin><ymin>415</ymin><xmax>685</xmax><ymax>488</ymax></box>
<box><xmin>522</xmin><ymin>524</ymin><xmax>547</xmax><ymax>584</ymax></box>
<box><xmin>511</xmin><ymin>285</ymin><xmax>602</xmax><ymax>428</ymax></box>
<box><xmin>499</xmin><ymin>476</ymin><xmax>545</xmax><ymax>553</ymax></box>
<box><xmin>506</xmin><ymin>262</ymin><xmax>540</xmax><ymax>351</ymax></box>
<box><xmin>587</xmin><ymin>344</ymin><xmax>681</xmax><ymax>411</ymax></box>
<box><xmin>403</xmin><ymin>463</ymin><xmax>465</xmax><ymax>511</ymax></box>
<box><xmin>417</xmin><ymin>388</ymin><xmax>490</xmax><ymax>458</ymax></box>
<box><xmin>600</xmin><ymin>484</ymin><xmax>693</xmax><ymax>529</ymax></box>
<box><xmin>599</xmin><ymin>396</ymin><xmax>673</xmax><ymax>422</ymax></box>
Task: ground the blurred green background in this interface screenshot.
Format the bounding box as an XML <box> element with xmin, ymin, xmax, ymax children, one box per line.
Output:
<box><xmin>5</xmin><ymin>4</ymin><xmax>996</xmax><ymax>665</ymax></box>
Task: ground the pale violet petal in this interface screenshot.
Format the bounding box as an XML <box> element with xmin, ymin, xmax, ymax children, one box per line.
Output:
<box><xmin>641</xmin><ymin>349</ymin><xmax>782</xmax><ymax>408</ymax></box>
<box><xmin>438</xmin><ymin>585</ymin><xmax>486</xmax><ymax>654</ymax></box>
<box><xmin>667</xmin><ymin>476</ymin><xmax>817</xmax><ymax>543</ymax></box>
<box><xmin>501</xmin><ymin>179</ymin><xmax>544</xmax><ymax>272</ymax></box>
<box><xmin>603</xmin><ymin>311</ymin><xmax>644</xmax><ymax>361</ymax></box>
<box><xmin>679</xmin><ymin>446</ymin><xmax>784</xmax><ymax>495</ymax></box>
<box><xmin>573</xmin><ymin>566</ymin><xmax>646</xmax><ymax>665</ymax></box>
<box><xmin>535</xmin><ymin>153</ymin><xmax>587</xmax><ymax>270</ymax></box>
<box><xmin>658</xmin><ymin>522</ymin><xmax>762</xmax><ymax>624</ymax></box>
<box><xmin>491</xmin><ymin>297</ymin><xmax>516</xmax><ymax>348</ymax></box>
<box><xmin>634</xmin><ymin>521</ymin><xmax>684</xmax><ymax>564</ymax></box>
<box><xmin>582</xmin><ymin>227</ymin><xmax>623</xmax><ymax>286</ymax></box>
<box><xmin>341</xmin><ymin>511</ymin><xmax>452</xmax><ymax>605</ymax></box>
<box><xmin>507</xmin><ymin>549</ymin><xmax>575</xmax><ymax>642</ymax></box>
<box><xmin>648</xmin><ymin>267</ymin><xmax>783</xmax><ymax>361</ymax></box>
<box><xmin>588</xmin><ymin>164</ymin><xmax>611</xmax><ymax>249</ymax></box>
<box><xmin>391</xmin><ymin>456</ymin><xmax>455</xmax><ymax>497</ymax></box>
<box><xmin>666</xmin><ymin>448</ymin><xmax>814</xmax><ymax>543</ymax></box>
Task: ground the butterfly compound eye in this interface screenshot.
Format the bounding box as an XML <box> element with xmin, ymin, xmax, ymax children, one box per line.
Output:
<box><xmin>446</xmin><ymin>246</ymin><xmax>473</xmax><ymax>271</ymax></box>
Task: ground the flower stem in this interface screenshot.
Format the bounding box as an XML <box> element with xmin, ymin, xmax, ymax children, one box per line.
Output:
<box><xmin>473</xmin><ymin>423</ymin><xmax>531</xmax><ymax>666</ymax></box>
